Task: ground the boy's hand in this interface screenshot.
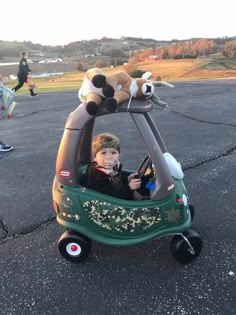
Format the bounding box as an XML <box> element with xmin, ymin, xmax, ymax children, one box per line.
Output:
<box><xmin>128</xmin><ymin>178</ymin><xmax>141</xmax><ymax>191</ymax></box>
<box><xmin>128</xmin><ymin>173</ymin><xmax>139</xmax><ymax>182</ymax></box>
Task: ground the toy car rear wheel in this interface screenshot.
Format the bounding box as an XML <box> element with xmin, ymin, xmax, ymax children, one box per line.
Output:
<box><xmin>169</xmin><ymin>229</ymin><xmax>203</xmax><ymax>265</ymax></box>
<box><xmin>58</xmin><ymin>231</ymin><xmax>92</xmax><ymax>263</ymax></box>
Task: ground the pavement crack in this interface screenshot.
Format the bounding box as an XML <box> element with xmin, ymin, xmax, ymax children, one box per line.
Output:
<box><xmin>15</xmin><ymin>104</ymin><xmax>74</xmax><ymax>118</ymax></box>
<box><xmin>0</xmin><ymin>218</ymin><xmax>9</xmax><ymax>235</ymax></box>
<box><xmin>184</xmin><ymin>145</ymin><xmax>236</xmax><ymax>171</ymax></box>
<box><xmin>170</xmin><ymin>110</ymin><xmax>236</xmax><ymax>127</ymax></box>
<box><xmin>168</xmin><ymin>87</ymin><xmax>236</xmax><ymax>99</ymax></box>
<box><xmin>0</xmin><ymin>216</ymin><xmax>56</xmax><ymax>243</ymax></box>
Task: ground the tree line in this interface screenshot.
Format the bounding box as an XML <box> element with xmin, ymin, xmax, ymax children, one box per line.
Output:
<box><xmin>129</xmin><ymin>39</ymin><xmax>236</xmax><ymax>63</ymax></box>
<box><xmin>1</xmin><ymin>37</ymin><xmax>236</xmax><ymax>61</ymax></box>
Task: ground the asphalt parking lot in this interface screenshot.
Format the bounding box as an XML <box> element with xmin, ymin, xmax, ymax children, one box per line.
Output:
<box><xmin>0</xmin><ymin>80</ymin><xmax>235</xmax><ymax>315</ymax></box>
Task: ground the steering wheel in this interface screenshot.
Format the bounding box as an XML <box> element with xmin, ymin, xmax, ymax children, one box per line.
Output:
<box><xmin>137</xmin><ymin>155</ymin><xmax>153</xmax><ymax>178</ymax></box>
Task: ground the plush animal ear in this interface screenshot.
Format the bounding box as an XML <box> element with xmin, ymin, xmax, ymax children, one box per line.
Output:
<box><xmin>141</xmin><ymin>71</ymin><xmax>175</xmax><ymax>88</ymax></box>
<box><xmin>152</xmin><ymin>81</ymin><xmax>175</xmax><ymax>88</ymax></box>
<box><xmin>142</xmin><ymin>71</ymin><xmax>152</xmax><ymax>80</ymax></box>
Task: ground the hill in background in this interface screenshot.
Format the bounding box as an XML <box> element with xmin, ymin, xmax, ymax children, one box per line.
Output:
<box><xmin>1</xmin><ymin>35</ymin><xmax>236</xmax><ymax>63</ymax></box>
<box><xmin>1</xmin><ymin>36</ymin><xmax>236</xmax><ymax>92</ymax></box>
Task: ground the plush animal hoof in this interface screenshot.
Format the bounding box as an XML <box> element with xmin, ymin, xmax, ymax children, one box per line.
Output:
<box><xmin>92</xmin><ymin>74</ymin><xmax>107</xmax><ymax>88</ymax></box>
<box><xmin>102</xmin><ymin>84</ymin><xmax>114</xmax><ymax>98</ymax></box>
<box><xmin>86</xmin><ymin>102</ymin><xmax>98</xmax><ymax>116</ymax></box>
<box><xmin>104</xmin><ymin>98</ymin><xmax>117</xmax><ymax>112</ymax></box>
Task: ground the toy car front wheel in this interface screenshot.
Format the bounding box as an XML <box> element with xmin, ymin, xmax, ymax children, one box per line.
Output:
<box><xmin>169</xmin><ymin>229</ymin><xmax>203</xmax><ymax>264</ymax></box>
<box><xmin>58</xmin><ymin>231</ymin><xmax>92</xmax><ymax>263</ymax></box>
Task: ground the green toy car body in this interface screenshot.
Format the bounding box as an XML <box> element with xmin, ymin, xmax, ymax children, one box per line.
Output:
<box><xmin>52</xmin><ymin>99</ymin><xmax>202</xmax><ymax>264</ymax></box>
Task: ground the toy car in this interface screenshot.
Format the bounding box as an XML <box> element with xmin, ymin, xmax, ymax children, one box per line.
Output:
<box><xmin>52</xmin><ymin>98</ymin><xmax>203</xmax><ymax>264</ymax></box>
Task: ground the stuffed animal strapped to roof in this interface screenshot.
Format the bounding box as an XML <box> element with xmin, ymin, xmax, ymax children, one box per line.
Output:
<box><xmin>78</xmin><ymin>67</ymin><xmax>174</xmax><ymax>116</ymax></box>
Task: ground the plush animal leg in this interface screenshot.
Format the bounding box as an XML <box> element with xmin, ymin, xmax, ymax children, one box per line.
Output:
<box><xmin>103</xmin><ymin>98</ymin><xmax>117</xmax><ymax>112</ymax></box>
<box><xmin>86</xmin><ymin>93</ymin><xmax>103</xmax><ymax>116</ymax></box>
<box><xmin>92</xmin><ymin>74</ymin><xmax>115</xmax><ymax>98</ymax></box>
<box><xmin>114</xmin><ymin>90</ymin><xmax>130</xmax><ymax>104</ymax></box>
<box><xmin>150</xmin><ymin>93</ymin><xmax>169</xmax><ymax>110</ymax></box>
<box><xmin>91</xmin><ymin>74</ymin><xmax>117</xmax><ymax>113</ymax></box>
<box><xmin>92</xmin><ymin>74</ymin><xmax>107</xmax><ymax>88</ymax></box>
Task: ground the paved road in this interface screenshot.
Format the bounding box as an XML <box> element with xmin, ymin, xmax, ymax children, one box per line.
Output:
<box><xmin>0</xmin><ymin>80</ymin><xmax>235</xmax><ymax>315</ymax></box>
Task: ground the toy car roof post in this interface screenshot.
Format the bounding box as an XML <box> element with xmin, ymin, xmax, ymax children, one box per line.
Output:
<box><xmin>55</xmin><ymin>99</ymin><xmax>175</xmax><ymax>200</ymax></box>
<box><xmin>55</xmin><ymin>102</ymin><xmax>94</xmax><ymax>187</ymax></box>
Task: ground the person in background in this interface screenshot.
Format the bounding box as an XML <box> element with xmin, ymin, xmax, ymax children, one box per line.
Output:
<box><xmin>0</xmin><ymin>140</ymin><xmax>13</xmax><ymax>156</ymax></box>
<box><xmin>0</xmin><ymin>74</ymin><xmax>14</xmax><ymax>157</ymax></box>
<box><xmin>12</xmin><ymin>51</ymin><xmax>38</xmax><ymax>97</ymax></box>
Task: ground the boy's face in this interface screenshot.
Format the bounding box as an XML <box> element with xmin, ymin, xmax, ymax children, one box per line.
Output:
<box><xmin>95</xmin><ymin>148</ymin><xmax>120</xmax><ymax>169</ymax></box>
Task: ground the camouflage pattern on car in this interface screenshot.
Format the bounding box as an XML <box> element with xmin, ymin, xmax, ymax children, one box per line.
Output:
<box><xmin>83</xmin><ymin>200</ymin><xmax>161</xmax><ymax>233</ymax></box>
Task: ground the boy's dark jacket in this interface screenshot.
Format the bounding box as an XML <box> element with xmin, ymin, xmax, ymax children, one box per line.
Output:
<box><xmin>85</xmin><ymin>162</ymin><xmax>133</xmax><ymax>200</ymax></box>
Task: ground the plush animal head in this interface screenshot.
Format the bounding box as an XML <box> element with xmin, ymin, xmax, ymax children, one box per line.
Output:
<box><xmin>131</xmin><ymin>72</ymin><xmax>174</xmax><ymax>108</ymax></box>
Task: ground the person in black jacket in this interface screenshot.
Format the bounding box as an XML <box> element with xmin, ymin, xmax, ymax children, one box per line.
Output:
<box><xmin>84</xmin><ymin>133</ymin><xmax>143</xmax><ymax>200</ymax></box>
<box><xmin>12</xmin><ymin>51</ymin><xmax>37</xmax><ymax>97</ymax></box>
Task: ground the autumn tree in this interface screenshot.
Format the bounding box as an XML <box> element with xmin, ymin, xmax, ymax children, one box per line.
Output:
<box><xmin>223</xmin><ymin>42</ymin><xmax>236</xmax><ymax>57</ymax></box>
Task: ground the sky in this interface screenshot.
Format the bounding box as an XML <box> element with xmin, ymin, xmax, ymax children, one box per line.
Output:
<box><xmin>1</xmin><ymin>0</ymin><xmax>235</xmax><ymax>46</ymax></box>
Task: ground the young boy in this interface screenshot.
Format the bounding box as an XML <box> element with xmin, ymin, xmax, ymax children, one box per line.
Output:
<box><xmin>85</xmin><ymin>133</ymin><xmax>142</xmax><ymax>200</ymax></box>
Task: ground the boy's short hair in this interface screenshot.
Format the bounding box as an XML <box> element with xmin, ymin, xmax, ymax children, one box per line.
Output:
<box><xmin>92</xmin><ymin>133</ymin><xmax>120</xmax><ymax>157</ymax></box>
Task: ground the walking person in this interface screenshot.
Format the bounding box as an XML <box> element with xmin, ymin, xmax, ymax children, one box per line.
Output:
<box><xmin>0</xmin><ymin>74</ymin><xmax>14</xmax><ymax>158</ymax></box>
<box><xmin>12</xmin><ymin>51</ymin><xmax>38</xmax><ymax>97</ymax></box>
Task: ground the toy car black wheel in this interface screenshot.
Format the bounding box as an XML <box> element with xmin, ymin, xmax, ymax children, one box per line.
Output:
<box><xmin>169</xmin><ymin>229</ymin><xmax>203</xmax><ymax>264</ymax></box>
<box><xmin>189</xmin><ymin>204</ymin><xmax>195</xmax><ymax>220</ymax></box>
<box><xmin>58</xmin><ymin>231</ymin><xmax>92</xmax><ymax>263</ymax></box>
